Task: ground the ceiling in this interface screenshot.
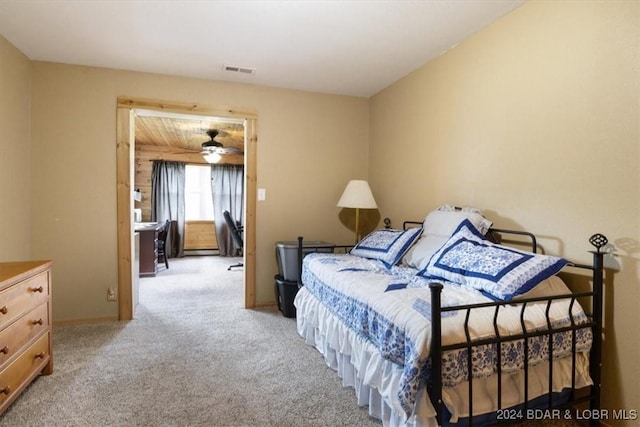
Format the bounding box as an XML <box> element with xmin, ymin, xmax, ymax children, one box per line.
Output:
<box><xmin>0</xmin><ymin>0</ymin><xmax>525</xmax><ymax>98</ymax></box>
<box><xmin>135</xmin><ymin>111</ymin><xmax>245</xmax><ymax>154</ymax></box>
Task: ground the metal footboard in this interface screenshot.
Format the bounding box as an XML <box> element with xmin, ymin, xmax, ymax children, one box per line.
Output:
<box><xmin>429</xmin><ymin>235</ymin><xmax>606</xmax><ymax>427</ymax></box>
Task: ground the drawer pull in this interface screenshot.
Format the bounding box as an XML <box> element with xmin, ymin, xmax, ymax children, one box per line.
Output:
<box><xmin>30</xmin><ymin>286</ymin><xmax>44</xmax><ymax>293</ymax></box>
<box><xmin>34</xmin><ymin>352</ymin><xmax>46</xmax><ymax>359</ymax></box>
<box><xmin>32</xmin><ymin>319</ymin><xmax>44</xmax><ymax>326</ymax></box>
<box><xmin>0</xmin><ymin>386</ymin><xmax>9</xmax><ymax>395</ymax></box>
<box><xmin>0</xmin><ymin>346</ymin><xmax>8</xmax><ymax>355</ymax></box>
<box><xmin>0</xmin><ymin>306</ymin><xmax>6</xmax><ymax>315</ymax></box>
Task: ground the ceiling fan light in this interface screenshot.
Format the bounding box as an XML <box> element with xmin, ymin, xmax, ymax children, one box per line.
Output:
<box><xmin>203</xmin><ymin>152</ymin><xmax>222</xmax><ymax>164</ymax></box>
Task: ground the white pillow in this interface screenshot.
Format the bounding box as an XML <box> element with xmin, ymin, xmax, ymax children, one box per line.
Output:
<box><xmin>402</xmin><ymin>235</ymin><xmax>449</xmax><ymax>270</ymax></box>
<box><xmin>402</xmin><ymin>210</ymin><xmax>492</xmax><ymax>270</ymax></box>
<box><xmin>423</xmin><ymin>210</ymin><xmax>492</xmax><ymax>236</ymax></box>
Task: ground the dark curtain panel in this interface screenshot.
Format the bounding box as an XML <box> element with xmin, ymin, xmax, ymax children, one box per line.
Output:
<box><xmin>151</xmin><ymin>161</ymin><xmax>186</xmax><ymax>258</ymax></box>
<box><xmin>211</xmin><ymin>164</ymin><xmax>244</xmax><ymax>256</ymax></box>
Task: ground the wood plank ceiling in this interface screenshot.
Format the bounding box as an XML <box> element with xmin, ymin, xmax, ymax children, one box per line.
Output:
<box><xmin>135</xmin><ymin>115</ymin><xmax>245</xmax><ymax>165</ymax></box>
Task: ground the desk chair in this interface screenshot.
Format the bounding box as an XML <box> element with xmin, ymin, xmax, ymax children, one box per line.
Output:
<box><xmin>223</xmin><ymin>210</ymin><xmax>243</xmax><ymax>270</ymax></box>
<box><xmin>157</xmin><ymin>219</ymin><xmax>170</xmax><ymax>270</ymax></box>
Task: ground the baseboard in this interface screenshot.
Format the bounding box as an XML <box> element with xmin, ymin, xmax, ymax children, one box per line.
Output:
<box><xmin>184</xmin><ymin>249</ymin><xmax>219</xmax><ymax>256</ymax></box>
<box><xmin>53</xmin><ymin>316</ymin><xmax>119</xmax><ymax>326</ymax></box>
<box><xmin>253</xmin><ymin>301</ymin><xmax>278</xmax><ymax>308</ymax></box>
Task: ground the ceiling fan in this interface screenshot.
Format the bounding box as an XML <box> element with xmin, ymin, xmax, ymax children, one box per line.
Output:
<box><xmin>200</xmin><ymin>129</ymin><xmax>243</xmax><ymax>155</ymax></box>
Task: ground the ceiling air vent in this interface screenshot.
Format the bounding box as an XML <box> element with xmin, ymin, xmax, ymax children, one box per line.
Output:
<box><xmin>223</xmin><ymin>65</ymin><xmax>255</xmax><ymax>75</ymax></box>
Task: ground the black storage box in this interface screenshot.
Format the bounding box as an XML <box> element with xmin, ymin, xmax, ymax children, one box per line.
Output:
<box><xmin>275</xmin><ymin>275</ymin><xmax>298</xmax><ymax>318</ymax></box>
<box><xmin>275</xmin><ymin>240</ymin><xmax>335</xmax><ymax>282</ymax></box>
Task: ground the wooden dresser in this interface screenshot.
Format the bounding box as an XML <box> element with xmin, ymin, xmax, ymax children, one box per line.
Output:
<box><xmin>0</xmin><ymin>260</ymin><xmax>53</xmax><ymax>413</ymax></box>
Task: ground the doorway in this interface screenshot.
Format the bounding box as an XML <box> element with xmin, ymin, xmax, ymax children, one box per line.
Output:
<box><xmin>116</xmin><ymin>97</ymin><xmax>258</xmax><ymax>320</ymax></box>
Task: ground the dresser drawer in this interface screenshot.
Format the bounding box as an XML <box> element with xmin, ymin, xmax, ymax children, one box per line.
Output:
<box><xmin>0</xmin><ymin>272</ymin><xmax>49</xmax><ymax>329</ymax></box>
<box><xmin>0</xmin><ymin>302</ymin><xmax>49</xmax><ymax>368</ymax></box>
<box><xmin>0</xmin><ymin>333</ymin><xmax>50</xmax><ymax>410</ymax></box>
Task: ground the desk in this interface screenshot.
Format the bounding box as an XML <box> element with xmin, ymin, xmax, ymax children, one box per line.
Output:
<box><xmin>134</xmin><ymin>222</ymin><xmax>163</xmax><ymax>277</ymax></box>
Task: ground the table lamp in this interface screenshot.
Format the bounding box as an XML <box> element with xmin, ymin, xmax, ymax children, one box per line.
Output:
<box><xmin>337</xmin><ymin>180</ymin><xmax>378</xmax><ymax>243</ymax></box>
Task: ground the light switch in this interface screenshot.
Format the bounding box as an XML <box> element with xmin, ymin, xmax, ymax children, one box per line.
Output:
<box><xmin>258</xmin><ymin>188</ymin><xmax>266</xmax><ymax>201</ymax></box>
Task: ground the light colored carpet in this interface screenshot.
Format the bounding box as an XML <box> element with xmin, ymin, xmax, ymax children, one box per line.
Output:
<box><xmin>0</xmin><ymin>256</ymin><xmax>377</xmax><ymax>427</ymax></box>
<box><xmin>0</xmin><ymin>256</ymin><xmax>587</xmax><ymax>427</ymax></box>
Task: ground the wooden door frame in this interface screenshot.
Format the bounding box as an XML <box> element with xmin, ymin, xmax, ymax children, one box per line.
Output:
<box><xmin>116</xmin><ymin>97</ymin><xmax>257</xmax><ymax>320</ymax></box>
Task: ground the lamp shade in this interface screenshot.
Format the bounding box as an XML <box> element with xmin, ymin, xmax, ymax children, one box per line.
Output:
<box><xmin>337</xmin><ymin>180</ymin><xmax>377</xmax><ymax>209</ymax></box>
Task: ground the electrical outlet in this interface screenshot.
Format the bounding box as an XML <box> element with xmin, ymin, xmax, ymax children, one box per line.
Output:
<box><xmin>107</xmin><ymin>288</ymin><xmax>117</xmax><ymax>301</ymax></box>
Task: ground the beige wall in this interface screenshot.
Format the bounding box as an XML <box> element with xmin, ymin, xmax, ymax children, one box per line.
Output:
<box><xmin>28</xmin><ymin>63</ymin><xmax>368</xmax><ymax>321</ymax></box>
<box><xmin>2</xmin><ymin>0</ymin><xmax>638</xmax><ymax>419</ymax></box>
<box><xmin>0</xmin><ymin>36</ymin><xmax>31</xmax><ymax>261</ymax></box>
<box><xmin>370</xmin><ymin>0</ymin><xmax>639</xmax><ymax>421</ymax></box>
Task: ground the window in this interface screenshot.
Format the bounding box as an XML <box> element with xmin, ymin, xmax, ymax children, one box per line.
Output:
<box><xmin>185</xmin><ymin>165</ymin><xmax>214</xmax><ymax>220</ymax></box>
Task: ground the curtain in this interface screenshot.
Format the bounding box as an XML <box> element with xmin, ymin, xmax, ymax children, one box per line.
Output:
<box><xmin>151</xmin><ymin>161</ymin><xmax>186</xmax><ymax>258</ymax></box>
<box><xmin>211</xmin><ymin>164</ymin><xmax>244</xmax><ymax>256</ymax></box>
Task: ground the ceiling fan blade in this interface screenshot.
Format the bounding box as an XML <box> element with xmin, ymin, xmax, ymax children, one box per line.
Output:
<box><xmin>215</xmin><ymin>146</ymin><xmax>243</xmax><ymax>155</ymax></box>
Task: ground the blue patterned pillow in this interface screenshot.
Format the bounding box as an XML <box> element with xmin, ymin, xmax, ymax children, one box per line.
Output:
<box><xmin>418</xmin><ymin>220</ymin><xmax>568</xmax><ymax>301</ymax></box>
<box><xmin>351</xmin><ymin>227</ymin><xmax>423</xmax><ymax>268</ymax></box>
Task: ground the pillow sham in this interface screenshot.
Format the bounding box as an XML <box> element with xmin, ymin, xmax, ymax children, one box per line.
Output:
<box><xmin>402</xmin><ymin>210</ymin><xmax>493</xmax><ymax>270</ymax></box>
<box><xmin>418</xmin><ymin>220</ymin><xmax>568</xmax><ymax>301</ymax></box>
<box><xmin>351</xmin><ymin>227</ymin><xmax>423</xmax><ymax>269</ymax></box>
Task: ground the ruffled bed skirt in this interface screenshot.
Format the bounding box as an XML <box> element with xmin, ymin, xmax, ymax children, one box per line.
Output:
<box><xmin>295</xmin><ymin>287</ymin><xmax>592</xmax><ymax>427</ymax></box>
<box><xmin>295</xmin><ymin>286</ymin><xmax>437</xmax><ymax>426</ymax></box>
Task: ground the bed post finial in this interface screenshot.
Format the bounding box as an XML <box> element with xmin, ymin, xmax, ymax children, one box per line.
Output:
<box><xmin>589</xmin><ymin>234</ymin><xmax>608</xmax><ymax>253</ymax></box>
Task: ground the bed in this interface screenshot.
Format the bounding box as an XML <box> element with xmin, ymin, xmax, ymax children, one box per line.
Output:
<box><xmin>294</xmin><ymin>207</ymin><xmax>605</xmax><ymax>426</ymax></box>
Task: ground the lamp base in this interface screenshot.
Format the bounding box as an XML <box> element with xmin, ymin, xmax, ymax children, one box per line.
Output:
<box><xmin>354</xmin><ymin>207</ymin><xmax>360</xmax><ymax>244</ymax></box>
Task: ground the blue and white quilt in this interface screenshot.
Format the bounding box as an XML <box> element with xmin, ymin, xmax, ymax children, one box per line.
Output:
<box><xmin>298</xmin><ymin>252</ymin><xmax>592</xmax><ymax>419</ymax></box>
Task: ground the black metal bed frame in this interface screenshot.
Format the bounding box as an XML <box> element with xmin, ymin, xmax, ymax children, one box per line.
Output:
<box><xmin>297</xmin><ymin>227</ymin><xmax>605</xmax><ymax>427</ymax></box>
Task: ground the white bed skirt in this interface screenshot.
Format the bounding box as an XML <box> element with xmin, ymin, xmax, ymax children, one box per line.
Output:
<box><xmin>295</xmin><ymin>287</ymin><xmax>593</xmax><ymax>427</ymax></box>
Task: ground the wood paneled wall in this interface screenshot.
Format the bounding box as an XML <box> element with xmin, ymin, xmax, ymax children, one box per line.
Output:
<box><xmin>184</xmin><ymin>220</ymin><xmax>218</xmax><ymax>250</ymax></box>
<box><xmin>134</xmin><ymin>145</ymin><xmax>155</xmax><ymax>221</ymax></box>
